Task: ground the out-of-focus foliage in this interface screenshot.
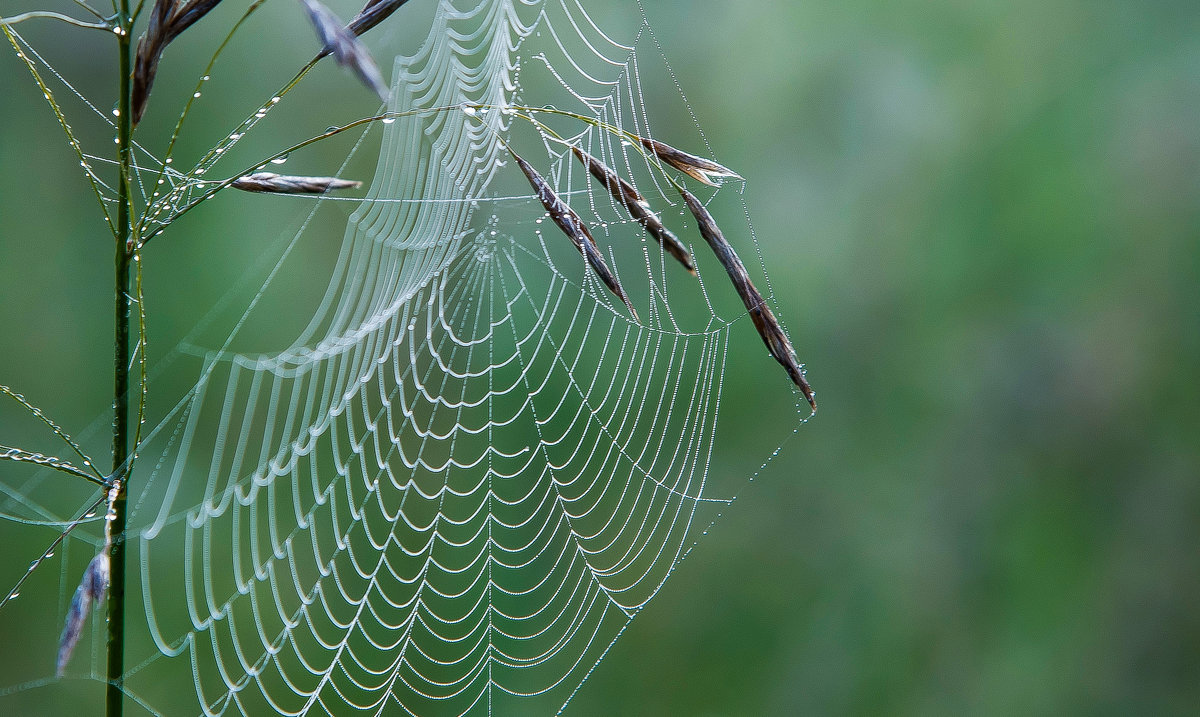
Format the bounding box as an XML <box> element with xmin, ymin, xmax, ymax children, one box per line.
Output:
<box><xmin>1</xmin><ymin>0</ymin><xmax>1197</xmax><ymax>714</ymax></box>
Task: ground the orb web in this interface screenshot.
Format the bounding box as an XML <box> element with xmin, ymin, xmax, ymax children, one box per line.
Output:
<box><xmin>0</xmin><ymin>1</ymin><xmax>808</xmax><ymax>714</ymax></box>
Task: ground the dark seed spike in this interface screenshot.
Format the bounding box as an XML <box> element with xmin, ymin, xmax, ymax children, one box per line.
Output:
<box><xmin>300</xmin><ymin>0</ymin><xmax>389</xmax><ymax>100</ymax></box>
<box><xmin>639</xmin><ymin>136</ymin><xmax>742</xmax><ymax>187</ymax></box>
<box><xmin>165</xmin><ymin>0</ymin><xmax>224</xmax><ymax>42</ymax></box>
<box><xmin>56</xmin><ymin>552</ymin><xmax>109</xmax><ymax>677</ymax></box>
<box><xmin>131</xmin><ymin>0</ymin><xmax>225</xmax><ymax>126</ymax></box>
<box><xmin>346</xmin><ymin>0</ymin><xmax>412</xmax><ymax>40</ymax></box>
<box><xmin>315</xmin><ymin>0</ymin><xmax>413</xmax><ymax>59</ymax></box>
<box><xmin>130</xmin><ymin>0</ymin><xmax>175</xmax><ymax>125</ymax></box>
<box><xmin>571</xmin><ymin>146</ymin><xmax>696</xmax><ymax>275</ymax></box>
<box><xmin>509</xmin><ymin>148</ymin><xmax>640</xmax><ymax>322</ymax></box>
<box><xmin>679</xmin><ymin>187</ymin><xmax>815</xmax><ymax>412</ymax></box>
<box><xmin>231</xmin><ymin>172</ymin><xmax>362</xmax><ymax>194</ymax></box>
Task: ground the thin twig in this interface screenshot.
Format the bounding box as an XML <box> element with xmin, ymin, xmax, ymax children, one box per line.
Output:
<box><xmin>0</xmin><ymin>385</ymin><xmax>106</xmax><ymax>480</ymax></box>
<box><xmin>0</xmin><ymin>11</ymin><xmax>111</xmax><ymax>31</ymax></box>
<box><xmin>2</xmin><ymin>26</ymin><xmax>117</xmax><ymax>236</ymax></box>
<box><xmin>0</xmin><ymin>445</ymin><xmax>111</xmax><ymax>486</ymax></box>
<box><xmin>70</xmin><ymin>0</ymin><xmax>110</xmax><ymax>22</ymax></box>
<box><xmin>0</xmin><ymin>493</ymin><xmax>108</xmax><ymax>610</ymax></box>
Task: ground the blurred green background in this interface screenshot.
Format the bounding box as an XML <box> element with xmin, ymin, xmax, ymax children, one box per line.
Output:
<box><xmin>2</xmin><ymin>0</ymin><xmax>1199</xmax><ymax>715</ymax></box>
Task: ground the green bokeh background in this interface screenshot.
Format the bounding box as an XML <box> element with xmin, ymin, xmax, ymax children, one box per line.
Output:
<box><xmin>2</xmin><ymin>0</ymin><xmax>1198</xmax><ymax>715</ymax></box>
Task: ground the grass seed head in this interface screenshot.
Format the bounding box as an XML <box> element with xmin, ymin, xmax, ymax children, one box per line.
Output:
<box><xmin>571</xmin><ymin>146</ymin><xmax>696</xmax><ymax>274</ymax></box>
<box><xmin>639</xmin><ymin>136</ymin><xmax>742</xmax><ymax>187</ymax></box>
<box><xmin>300</xmin><ymin>0</ymin><xmax>389</xmax><ymax>100</ymax></box>
<box><xmin>510</xmin><ymin>147</ymin><xmax>640</xmax><ymax>322</ymax></box>
<box><xmin>232</xmin><ymin>172</ymin><xmax>362</xmax><ymax>194</ymax></box>
<box><xmin>132</xmin><ymin>0</ymin><xmax>226</xmax><ymax>125</ymax></box>
<box><xmin>55</xmin><ymin>551</ymin><xmax>110</xmax><ymax>677</ymax></box>
<box><xmin>679</xmin><ymin>187</ymin><xmax>815</xmax><ymax>411</ymax></box>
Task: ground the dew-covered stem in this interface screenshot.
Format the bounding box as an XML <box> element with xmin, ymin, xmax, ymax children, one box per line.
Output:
<box><xmin>106</xmin><ymin>3</ymin><xmax>133</xmax><ymax>714</ymax></box>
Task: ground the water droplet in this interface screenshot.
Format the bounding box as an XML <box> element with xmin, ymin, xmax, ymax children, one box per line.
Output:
<box><xmin>462</xmin><ymin>105</ymin><xmax>477</xmax><ymax>117</ymax></box>
<box><xmin>270</xmin><ymin>96</ymin><xmax>281</xmax><ymax>104</ymax></box>
<box><xmin>7</xmin><ymin>591</ymin><xmax>17</xmax><ymax>600</ymax></box>
<box><xmin>270</xmin><ymin>153</ymin><xmax>289</xmax><ymax>165</ymax></box>
<box><xmin>157</xmin><ymin>179</ymin><xmax>165</xmax><ymax>185</ymax></box>
<box><xmin>230</xmin><ymin>133</ymin><xmax>243</xmax><ymax>140</ymax></box>
<box><xmin>381</xmin><ymin>117</ymin><xmax>396</xmax><ymax>124</ymax></box>
<box><xmin>201</xmin><ymin>75</ymin><xmax>210</xmax><ymax>81</ymax></box>
<box><xmin>112</xmin><ymin>108</ymin><xmax>120</xmax><ymax>117</ymax></box>
<box><xmin>165</xmin><ymin>158</ymin><xmax>173</xmax><ymax>164</ymax></box>
<box><xmin>193</xmin><ymin>92</ymin><xmax>202</xmax><ymax>99</ymax></box>
<box><xmin>326</xmin><ymin>126</ymin><xmax>338</xmax><ymax>133</ymax></box>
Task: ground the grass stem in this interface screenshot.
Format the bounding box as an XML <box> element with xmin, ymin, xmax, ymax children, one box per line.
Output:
<box><xmin>105</xmin><ymin>3</ymin><xmax>132</xmax><ymax>715</ymax></box>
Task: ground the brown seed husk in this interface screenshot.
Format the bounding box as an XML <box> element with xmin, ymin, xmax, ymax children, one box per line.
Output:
<box><xmin>510</xmin><ymin>149</ymin><xmax>639</xmax><ymax>322</ymax></box>
<box><xmin>571</xmin><ymin>146</ymin><xmax>696</xmax><ymax>274</ymax></box>
<box><xmin>638</xmin><ymin>136</ymin><xmax>742</xmax><ymax>187</ymax></box>
<box><xmin>232</xmin><ymin>172</ymin><xmax>362</xmax><ymax>194</ymax></box>
<box><xmin>56</xmin><ymin>551</ymin><xmax>109</xmax><ymax>677</ymax></box>
<box><xmin>132</xmin><ymin>0</ymin><xmax>225</xmax><ymax>125</ymax></box>
<box><xmin>316</xmin><ymin>0</ymin><xmax>413</xmax><ymax>58</ymax></box>
<box><xmin>300</xmin><ymin>0</ymin><xmax>389</xmax><ymax>100</ymax></box>
<box><xmin>679</xmin><ymin>187</ymin><xmax>815</xmax><ymax>411</ymax></box>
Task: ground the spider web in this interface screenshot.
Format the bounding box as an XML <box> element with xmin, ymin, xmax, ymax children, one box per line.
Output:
<box><xmin>0</xmin><ymin>1</ymin><xmax>809</xmax><ymax>714</ymax></box>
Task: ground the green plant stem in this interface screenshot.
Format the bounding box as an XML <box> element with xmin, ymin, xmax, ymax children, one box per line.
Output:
<box><xmin>106</xmin><ymin>5</ymin><xmax>133</xmax><ymax>716</ymax></box>
<box><xmin>0</xmin><ymin>11</ymin><xmax>111</xmax><ymax>31</ymax></box>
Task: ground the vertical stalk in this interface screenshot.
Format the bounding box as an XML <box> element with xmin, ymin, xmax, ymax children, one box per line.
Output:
<box><xmin>107</xmin><ymin>3</ymin><xmax>133</xmax><ymax>716</ymax></box>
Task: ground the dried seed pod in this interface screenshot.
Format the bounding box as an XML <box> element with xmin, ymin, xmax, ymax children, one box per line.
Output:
<box><xmin>571</xmin><ymin>146</ymin><xmax>696</xmax><ymax>275</ymax></box>
<box><xmin>56</xmin><ymin>551</ymin><xmax>110</xmax><ymax>677</ymax></box>
<box><xmin>300</xmin><ymin>0</ymin><xmax>389</xmax><ymax>101</ymax></box>
<box><xmin>170</xmin><ymin>0</ymin><xmax>225</xmax><ymax>32</ymax></box>
<box><xmin>510</xmin><ymin>149</ymin><xmax>640</xmax><ymax>322</ymax></box>
<box><xmin>679</xmin><ymin>187</ymin><xmax>815</xmax><ymax>412</ymax></box>
<box><xmin>231</xmin><ymin>172</ymin><xmax>362</xmax><ymax>194</ymax></box>
<box><xmin>315</xmin><ymin>0</ymin><xmax>413</xmax><ymax>56</ymax></box>
<box><xmin>637</xmin><ymin>136</ymin><xmax>742</xmax><ymax>187</ymax></box>
<box><xmin>132</xmin><ymin>0</ymin><xmax>225</xmax><ymax>125</ymax></box>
